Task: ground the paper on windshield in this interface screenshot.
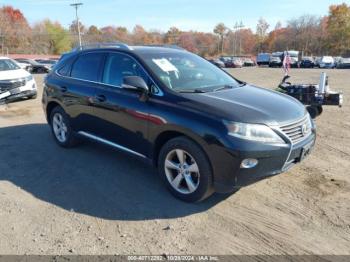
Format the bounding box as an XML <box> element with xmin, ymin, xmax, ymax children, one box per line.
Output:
<box><xmin>152</xmin><ymin>58</ymin><xmax>178</xmax><ymax>73</ymax></box>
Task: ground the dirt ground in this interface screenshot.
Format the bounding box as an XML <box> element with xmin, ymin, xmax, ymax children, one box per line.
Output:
<box><xmin>0</xmin><ymin>68</ymin><xmax>349</xmax><ymax>255</ymax></box>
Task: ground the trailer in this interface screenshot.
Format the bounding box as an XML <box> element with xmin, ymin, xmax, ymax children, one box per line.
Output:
<box><xmin>277</xmin><ymin>73</ymin><xmax>343</xmax><ymax>118</ymax></box>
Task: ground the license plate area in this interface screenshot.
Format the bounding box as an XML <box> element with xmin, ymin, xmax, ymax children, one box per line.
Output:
<box><xmin>299</xmin><ymin>140</ymin><xmax>314</xmax><ymax>161</ymax></box>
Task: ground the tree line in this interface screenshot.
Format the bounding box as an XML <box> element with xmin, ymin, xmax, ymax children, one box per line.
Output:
<box><xmin>0</xmin><ymin>3</ymin><xmax>349</xmax><ymax>57</ymax></box>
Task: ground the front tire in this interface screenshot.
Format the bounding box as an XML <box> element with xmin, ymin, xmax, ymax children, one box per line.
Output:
<box><xmin>50</xmin><ymin>106</ymin><xmax>79</xmax><ymax>148</ymax></box>
<box><xmin>158</xmin><ymin>137</ymin><xmax>213</xmax><ymax>202</ymax></box>
<box><xmin>28</xmin><ymin>93</ymin><xmax>37</xmax><ymax>99</ymax></box>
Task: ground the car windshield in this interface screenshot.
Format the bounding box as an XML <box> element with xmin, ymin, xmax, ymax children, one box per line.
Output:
<box><xmin>140</xmin><ymin>52</ymin><xmax>240</xmax><ymax>92</ymax></box>
<box><xmin>0</xmin><ymin>59</ymin><xmax>20</xmax><ymax>71</ymax></box>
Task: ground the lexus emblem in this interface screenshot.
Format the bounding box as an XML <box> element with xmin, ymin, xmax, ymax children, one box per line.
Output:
<box><xmin>301</xmin><ymin>124</ymin><xmax>309</xmax><ymax>136</ymax></box>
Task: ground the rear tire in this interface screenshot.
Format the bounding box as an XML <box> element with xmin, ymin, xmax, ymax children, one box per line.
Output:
<box><xmin>158</xmin><ymin>136</ymin><xmax>214</xmax><ymax>202</ymax></box>
<box><xmin>49</xmin><ymin>106</ymin><xmax>79</xmax><ymax>148</ymax></box>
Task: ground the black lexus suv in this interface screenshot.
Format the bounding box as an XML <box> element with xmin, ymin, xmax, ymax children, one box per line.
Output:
<box><xmin>42</xmin><ymin>43</ymin><xmax>316</xmax><ymax>202</ymax></box>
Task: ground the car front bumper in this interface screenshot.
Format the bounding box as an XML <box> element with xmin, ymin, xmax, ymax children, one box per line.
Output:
<box><xmin>0</xmin><ymin>80</ymin><xmax>37</xmax><ymax>102</ymax></box>
<box><xmin>209</xmin><ymin>131</ymin><xmax>316</xmax><ymax>193</ymax></box>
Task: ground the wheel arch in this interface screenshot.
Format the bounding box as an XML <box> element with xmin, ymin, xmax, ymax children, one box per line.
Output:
<box><xmin>152</xmin><ymin>128</ymin><xmax>210</xmax><ymax>167</ymax></box>
<box><xmin>46</xmin><ymin>101</ymin><xmax>62</xmax><ymax>124</ymax></box>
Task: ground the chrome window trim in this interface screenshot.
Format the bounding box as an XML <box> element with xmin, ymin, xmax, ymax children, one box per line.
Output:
<box><xmin>55</xmin><ymin>51</ymin><xmax>164</xmax><ymax>97</ymax></box>
<box><xmin>77</xmin><ymin>131</ymin><xmax>146</xmax><ymax>159</ymax></box>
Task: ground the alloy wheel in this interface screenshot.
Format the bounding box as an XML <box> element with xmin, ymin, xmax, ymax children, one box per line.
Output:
<box><xmin>164</xmin><ymin>149</ymin><xmax>200</xmax><ymax>194</ymax></box>
<box><xmin>52</xmin><ymin>113</ymin><xmax>68</xmax><ymax>143</ymax></box>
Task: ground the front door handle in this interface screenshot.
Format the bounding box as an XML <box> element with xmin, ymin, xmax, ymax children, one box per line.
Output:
<box><xmin>95</xmin><ymin>94</ymin><xmax>106</xmax><ymax>102</ymax></box>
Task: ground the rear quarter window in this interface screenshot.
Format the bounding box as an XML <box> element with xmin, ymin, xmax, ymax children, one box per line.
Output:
<box><xmin>57</xmin><ymin>61</ymin><xmax>72</xmax><ymax>76</ymax></box>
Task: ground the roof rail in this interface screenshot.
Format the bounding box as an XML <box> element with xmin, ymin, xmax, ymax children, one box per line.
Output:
<box><xmin>72</xmin><ymin>42</ymin><xmax>133</xmax><ymax>51</ymax></box>
<box><xmin>140</xmin><ymin>44</ymin><xmax>185</xmax><ymax>50</ymax></box>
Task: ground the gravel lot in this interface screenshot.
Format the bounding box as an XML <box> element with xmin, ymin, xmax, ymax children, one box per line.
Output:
<box><xmin>0</xmin><ymin>68</ymin><xmax>349</xmax><ymax>255</ymax></box>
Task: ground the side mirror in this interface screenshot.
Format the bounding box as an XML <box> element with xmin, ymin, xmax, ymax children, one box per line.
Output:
<box><xmin>122</xmin><ymin>76</ymin><xmax>149</xmax><ymax>93</ymax></box>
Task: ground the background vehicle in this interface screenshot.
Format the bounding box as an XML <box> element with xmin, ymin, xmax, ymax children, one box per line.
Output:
<box><xmin>269</xmin><ymin>56</ymin><xmax>282</xmax><ymax>67</ymax></box>
<box><xmin>231</xmin><ymin>57</ymin><xmax>243</xmax><ymax>68</ymax></box>
<box><xmin>242</xmin><ymin>58</ymin><xmax>255</xmax><ymax>67</ymax></box>
<box><xmin>219</xmin><ymin>56</ymin><xmax>235</xmax><ymax>68</ymax></box>
<box><xmin>207</xmin><ymin>58</ymin><xmax>225</xmax><ymax>68</ymax></box>
<box><xmin>319</xmin><ymin>56</ymin><xmax>335</xmax><ymax>68</ymax></box>
<box><xmin>43</xmin><ymin>43</ymin><xmax>316</xmax><ymax>202</ymax></box>
<box><xmin>287</xmin><ymin>50</ymin><xmax>299</xmax><ymax>68</ymax></box>
<box><xmin>314</xmin><ymin>57</ymin><xmax>322</xmax><ymax>68</ymax></box>
<box><xmin>300</xmin><ymin>57</ymin><xmax>315</xmax><ymax>68</ymax></box>
<box><xmin>0</xmin><ymin>57</ymin><xmax>37</xmax><ymax>102</ymax></box>
<box><xmin>35</xmin><ymin>59</ymin><xmax>57</xmax><ymax>70</ymax></box>
<box><xmin>14</xmin><ymin>58</ymin><xmax>50</xmax><ymax>73</ymax></box>
<box><xmin>14</xmin><ymin>61</ymin><xmax>32</xmax><ymax>72</ymax></box>
<box><xmin>256</xmin><ymin>53</ymin><xmax>271</xmax><ymax>66</ymax></box>
<box><xmin>336</xmin><ymin>57</ymin><xmax>350</xmax><ymax>69</ymax></box>
<box><xmin>334</xmin><ymin>56</ymin><xmax>342</xmax><ymax>67</ymax></box>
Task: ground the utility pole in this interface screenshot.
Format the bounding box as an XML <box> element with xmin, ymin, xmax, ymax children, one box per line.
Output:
<box><xmin>0</xmin><ymin>28</ymin><xmax>4</xmax><ymax>56</ymax></box>
<box><xmin>70</xmin><ymin>2</ymin><xmax>83</xmax><ymax>48</ymax></box>
<box><xmin>238</xmin><ymin>21</ymin><xmax>244</xmax><ymax>56</ymax></box>
<box><xmin>233</xmin><ymin>22</ymin><xmax>239</xmax><ymax>55</ymax></box>
<box><xmin>233</xmin><ymin>21</ymin><xmax>244</xmax><ymax>55</ymax></box>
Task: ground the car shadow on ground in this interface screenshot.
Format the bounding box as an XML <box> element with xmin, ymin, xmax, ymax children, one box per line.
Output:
<box><xmin>0</xmin><ymin>124</ymin><xmax>231</xmax><ymax>221</ymax></box>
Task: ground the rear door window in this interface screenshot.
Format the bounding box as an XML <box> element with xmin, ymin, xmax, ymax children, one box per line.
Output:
<box><xmin>71</xmin><ymin>53</ymin><xmax>105</xmax><ymax>82</ymax></box>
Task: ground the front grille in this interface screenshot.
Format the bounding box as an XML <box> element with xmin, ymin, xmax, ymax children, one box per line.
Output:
<box><xmin>0</xmin><ymin>79</ymin><xmax>26</xmax><ymax>92</ymax></box>
<box><xmin>279</xmin><ymin>116</ymin><xmax>312</xmax><ymax>144</ymax></box>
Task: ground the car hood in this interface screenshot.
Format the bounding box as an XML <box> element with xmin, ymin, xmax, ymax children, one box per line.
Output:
<box><xmin>0</xmin><ymin>69</ymin><xmax>30</xmax><ymax>81</ymax></box>
<box><xmin>181</xmin><ymin>84</ymin><xmax>306</xmax><ymax>126</ymax></box>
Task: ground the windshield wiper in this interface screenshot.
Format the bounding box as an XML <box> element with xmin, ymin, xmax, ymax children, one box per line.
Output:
<box><xmin>213</xmin><ymin>82</ymin><xmax>246</xmax><ymax>92</ymax></box>
<box><xmin>213</xmin><ymin>85</ymin><xmax>234</xmax><ymax>92</ymax></box>
<box><xmin>177</xmin><ymin>89</ymin><xmax>207</xmax><ymax>93</ymax></box>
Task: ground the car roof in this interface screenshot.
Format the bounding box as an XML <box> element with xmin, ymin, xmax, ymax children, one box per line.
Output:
<box><xmin>68</xmin><ymin>43</ymin><xmax>187</xmax><ymax>57</ymax></box>
<box><xmin>0</xmin><ymin>56</ymin><xmax>11</xmax><ymax>60</ymax></box>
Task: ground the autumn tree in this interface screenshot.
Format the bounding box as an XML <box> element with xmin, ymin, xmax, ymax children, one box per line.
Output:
<box><xmin>69</xmin><ymin>20</ymin><xmax>86</xmax><ymax>45</ymax></box>
<box><xmin>131</xmin><ymin>25</ymin><xmax>147</xmax><ymax>44</ymax></box>
<box><xmin>31</xmin><ymin>21</ymin><xmax>52</xmax><ymax>54</ymax></box>
<box><xmin>0</xmin><ymin>6</ymin><xmax>31</xmax><ymax>53</ymax></box>
<box><xmin>164</xmin><ymin>27</ymin><xmax>181</xmax><ymax>44</ymax></box>
<box><xmin>85</xmin><ymin>25</ymin><xmax>103</xmax><ymax>43</ymax></box>
<box><xmin>327</xmin><ymin>3</ymin><xmax>350</xmax><ymax>55</ymax></box>
<box><xmin>178</xmin><ymin>32</ymin><xmax>198</xmax><ymax>53</ymax></box>
<box><xmin>238</xmin><ymin>29</ymin><xmax>256</xmax><ymax>55</ymax></box>
<box><xmin>44</xmin><ymin>20</ymin><xmax>72</xmax><ymax>54</ymax></box>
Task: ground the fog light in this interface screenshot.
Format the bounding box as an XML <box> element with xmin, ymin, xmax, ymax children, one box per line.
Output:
<box><xmin>240</xmin><ymin>158</ymin><xmax>258</xmax><ymax>169</ymax></box>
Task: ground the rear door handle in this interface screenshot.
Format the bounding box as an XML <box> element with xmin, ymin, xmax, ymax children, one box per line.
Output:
<box><xmin>95</xmin><ymin>94</ymin><xmax>106</xmax><ymax>102</ymax></box>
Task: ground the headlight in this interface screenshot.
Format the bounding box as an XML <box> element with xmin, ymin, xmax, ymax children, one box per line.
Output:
<box><xmin>25</xmin><ymin>75</ymin><xmax>33</xmax><ymax>82</ymax></box>
<box><xmin>224</xmin><ymin>121</ymin><xmax>285</xmax><ymax>143</ymax></box>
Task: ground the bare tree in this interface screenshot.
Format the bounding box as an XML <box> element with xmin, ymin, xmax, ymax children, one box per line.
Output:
<box><xmin>214</xmin><ymin>23</ymin><xmax>228</xmax><ymax>54</ymax></box>
<box><xmin>256</xmin><ymin>17</ymin><xmax>269</xmax><ymax>52</ymax></box>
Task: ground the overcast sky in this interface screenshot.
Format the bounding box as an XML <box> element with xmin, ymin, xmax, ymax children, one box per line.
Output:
<box><xmin>2</xmin><ymin>0</ymin><xmax>346</xmax><ymax>32</ymax></box>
